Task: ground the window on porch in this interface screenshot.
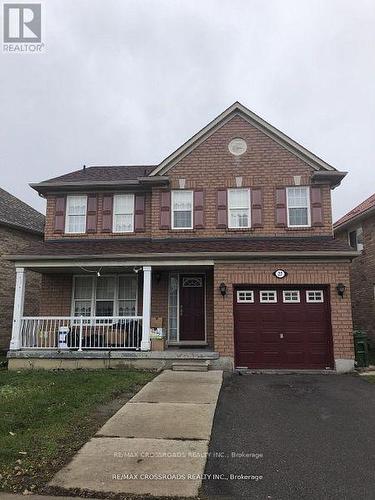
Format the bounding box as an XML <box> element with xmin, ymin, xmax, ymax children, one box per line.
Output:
<box><xmin>72</xmin><ymin>275</ymin><xmax>138</xmax><ymax>317</ymax></box>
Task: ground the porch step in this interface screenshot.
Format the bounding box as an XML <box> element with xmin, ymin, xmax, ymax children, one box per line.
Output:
<box><xmin>171</xmin><ymin>361</ymin><xmax>209</xmax><ymax>372</ymax></box>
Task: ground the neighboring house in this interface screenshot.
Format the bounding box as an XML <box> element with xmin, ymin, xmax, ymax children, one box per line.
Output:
<box><xmin>334</xmin><ymin>193</ymin><xmax>375</xmax><ymax>345</ymax></box>
<box><xmin>7</xmin><ymin>102</ymin><xmax>357</xmax><ymax>372</ymax></box>
<box><xmin>0</xmin><ymin>188</ymin><xmax>44</xmax><ymax>352</ymax></box>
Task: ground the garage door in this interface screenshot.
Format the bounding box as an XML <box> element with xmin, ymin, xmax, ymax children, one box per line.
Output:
<box><xmin>234</xmin><ymin>286</ymin><xmax>333</xmax><ymax>369</ymax></box>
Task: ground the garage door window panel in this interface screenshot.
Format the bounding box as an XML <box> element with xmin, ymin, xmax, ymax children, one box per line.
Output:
<box><xmin>260</xmin><ymin>290</ymin><xmax>277</xmax><ymax>303</ymax></box>
<box><xmin>306</xmin><ymin>290</ymin><xmax>324</xmax><ymax>303</ymax></box>
<box><xmin>237</xmin><ymin>290</ymin><xmax>254</xmax><ymax>303</ymax></box>
<box><xmin>283</xmin><ymin>290</ymin><xmax>300</xmax><ymax>303</ymax></box>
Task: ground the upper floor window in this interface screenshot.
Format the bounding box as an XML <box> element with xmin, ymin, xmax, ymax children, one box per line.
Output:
<box><xmin>113</xmin><ymin>194</ymin><xmax>134</xmax><ymax>233</ymax></box>
<box><xmin>172</xmin><ymin>190</ymin><xmax>193</xmax><ymax>229</ymax></box>
<box><xmin>286</xmin><ymin>187</ymin><xmax>310</xmax><ymax>227</ymax></box>
<box><xmin>228</xmin><ymin>188</ymin><xmax>251</xmax><ymax>228</ymax></box>
<box><xmin>349</xmin><ymin>227</ymin><xmax>363</xmax><ymax>251</ymax></box>
<box><xmin>65</xmin><ymin>195</ymin><xmax>87</xmax><ymax>234</ymax></box>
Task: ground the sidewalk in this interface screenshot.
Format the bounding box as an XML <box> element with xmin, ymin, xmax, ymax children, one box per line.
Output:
<box><xmin>49</xmin><ymin>370</ymin><xmax>223</xmax><ymax>498</ymax></box>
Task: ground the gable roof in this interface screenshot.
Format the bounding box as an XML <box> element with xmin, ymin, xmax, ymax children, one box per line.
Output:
<box><xmin>0</xmin><ymin>187</ymin><xmax>45</xmax><ymax>234</ymax></box>
<box><xmin>149</xmin><ymin>101</ymin><xmax>341</xmax><ymax>176</ymax></box>
<box><xmin>334</xmin><ymin>193</ymin><xmax>375</xmax><ymax>230</ymax></box>
<box><xmin>31</xmin><ymin>101</ymin><xmax>346</xmax><ymax>194</ymax></box>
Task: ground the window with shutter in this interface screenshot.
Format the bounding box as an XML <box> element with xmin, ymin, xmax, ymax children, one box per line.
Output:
<box><xmin>65</xmin><ymin>195</ymin><xmax>87</xmax><ymax>234</ymax></box>
<box><xmin>113</xmin><ymin>194</ymin><xmax>135</xmax><ymax>233</ymax></box>
<box><xmin>228</xmin><ymin>188</ymin><xmax>251</xmax><ymax>228</ymax></box>
<box><xmin>286</xmin><ymin>187</ymin><xmax>311</xmax><ymax>227</ymax></box>
<box><xmin>171</xmin><ymin>190</ymin><xmax>193</xmax><ymax>229</ymax></box>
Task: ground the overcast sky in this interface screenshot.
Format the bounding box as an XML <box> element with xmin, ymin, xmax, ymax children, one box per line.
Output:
<box><xmin>1</xmin><ymin>0</ymin><xmax>374</xmax><ymax>220</ymax></box>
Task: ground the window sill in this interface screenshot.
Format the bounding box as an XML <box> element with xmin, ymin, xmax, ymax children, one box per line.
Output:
<box><xmin>286</xmin><ymin>226</ymin><xmax>313</xmax><ymax>231</ymax></box>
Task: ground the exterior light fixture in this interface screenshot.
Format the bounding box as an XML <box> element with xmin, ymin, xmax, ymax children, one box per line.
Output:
<box><xmin>219</xmin><ymin>282</ymin><xmax>227</xmax><ymax>297</ymax></box>
<box><xmin>336</xmin><ymin>283</ymin><xmax>346</xmax><ymax>298</ymax></box>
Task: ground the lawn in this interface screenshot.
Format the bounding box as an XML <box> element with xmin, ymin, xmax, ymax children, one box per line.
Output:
<box><xmin>0</xmin><ymin>368</ymin><xmax>155</xmax><ymax>493</ymax></box>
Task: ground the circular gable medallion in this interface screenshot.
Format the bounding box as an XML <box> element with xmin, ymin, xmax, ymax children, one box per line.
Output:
<box><xmin>228</xmin><ymin>138</ymin><xmax>247</xmax><ymax>156</ymax></box>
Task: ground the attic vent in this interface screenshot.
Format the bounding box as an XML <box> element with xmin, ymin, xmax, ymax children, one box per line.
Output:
<box><xmin>228</xmin><ymin>138</ymin><xmax>247</xmax><ymax>156</ymax></box>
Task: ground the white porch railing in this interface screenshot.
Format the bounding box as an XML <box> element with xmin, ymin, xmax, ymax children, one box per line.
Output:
<box><xmin>19</xmin><ymin>316</ymin><xmax>143</xmax><ymax>350</ymax></box>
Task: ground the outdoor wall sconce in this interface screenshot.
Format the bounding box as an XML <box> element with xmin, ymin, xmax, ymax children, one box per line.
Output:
<box><xmin>219</xmin><ymin>282</ymin><xmax>227</xmax><ymax>297</ymax></box>
<box><xmin>336</xmin><ymin>282</ymin><xmax>346</xmax><ymax>298</ymax></box>
<box><xmin>155</xmin><ymin>272</ymin><xmax>162</xmax><ymax>283</ymax></box>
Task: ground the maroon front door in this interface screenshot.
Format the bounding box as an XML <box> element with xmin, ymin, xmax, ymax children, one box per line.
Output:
<box><xmin>179</xmin><ymin>275</ymin><xmax>205</xmax><ymax>341</ymax></box>
<box><xmin>234</xmin><ymin>286</ymin><xmax>333</xmax><ymax>369</ymax></box>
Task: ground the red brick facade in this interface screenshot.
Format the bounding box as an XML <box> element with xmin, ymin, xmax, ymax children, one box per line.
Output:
<box><xmin>44</xmin><ymin>116</ymin><xmax>332</xmax><ymax>241</ymax></box>
<box><xmin>25</xmin><ymin>107</ymin><xmax>354</xmax><ymax>369</ymax></box>
<box><xmin>336</xmin><ymin>216</ymin><xmax>375</xmax><ymax>344</ymax></box>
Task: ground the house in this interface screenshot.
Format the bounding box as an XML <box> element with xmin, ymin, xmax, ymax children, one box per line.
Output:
<box><xmin>0</xmin><ymin>187</ymin><xmax>44</xmax><ymax>352</ymax></box>
<box><xmin>7</xmin><ymin>102</ymin><xmax>357</xmax><ymax>372</ymax></box>
<box><xmin>334</xmin><ymin>193</ymin><xmax>375</xmax><ymax>345</ymax></box>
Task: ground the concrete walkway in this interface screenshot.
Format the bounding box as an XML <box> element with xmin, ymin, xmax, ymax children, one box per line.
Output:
<box><xmin>50</xmin><ymin>370</ymin><xmax>223</xmax><ymax>498</ymax></box>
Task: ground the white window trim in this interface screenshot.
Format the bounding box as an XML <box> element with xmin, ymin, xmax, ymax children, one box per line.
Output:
<box><xmin>227</xmin><ymin>188</ymin><xmax>251</xmax><ymax>229</ymax></box>
<box><xmin>171</xmin><ymin>190</ymin><xmax>194</xmax><ymax>230</ymax></box>
<box><xmin>286</xmin><ymin>187</ymin><xmax>311</xmax><ymax>228</ymax></box>
<box><xmin>282</xmin><ymin>290</ymin><xmax>301</xmax><ymax>303</ymax></box>
<box><xmin>237</xmin><ymin>290</ymin><xmax>254</xmax><ymax>303</ymax></box>
<box><xmin>306</xmin><ymin>290</ymin><xmax>324</xmax><ymax>303</ymax></box>
<box><xmin>260</xmin><ymin>290</ymin><xmax>278</xmax><ymax>303</ymax></box>
<box><xmin>71</xmin><ymin>274</ymin><xmax>138</xmax><ymax>319</ymax></box>
<box><xmin>112</xmin><ymin>193</ymin><xmax>135</xmax><ymax>233</ymax></box>
<box><xmin>65</xmin><ymin>195</ymin><xmax>87</xmax><ymax>234</ymax></box>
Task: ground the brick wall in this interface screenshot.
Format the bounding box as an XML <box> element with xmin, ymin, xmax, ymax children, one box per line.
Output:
<box><xmin>336</xmin><ymin>218</ymin><xmax>375</xmax><ymax>343</ymax></box>
<box><xmin>0</xmin><ymin>226</ymin><xmax>42</xmax><ymax>351</ymax></box>
<box><xmin>213</xmin><ymin>261</ymin><xmax>354</xmax><ymax>361</ymax></box>
<box><xmin>44</xmin><ymin>115</ymin><xmax>333</xmax><ymax>241</ymax></box>
<box><xmin>151</xmin><ymin>115</ymin><xmax>332</xmax><ymax>238</ymax></box>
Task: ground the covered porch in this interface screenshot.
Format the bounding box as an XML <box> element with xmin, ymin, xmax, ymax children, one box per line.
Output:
<box><xmin>9</xmin><ymin>257</ymin><xmax>215</xmax><ymax>357</ymax></box>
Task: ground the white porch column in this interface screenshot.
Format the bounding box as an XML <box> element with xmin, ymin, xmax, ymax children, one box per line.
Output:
<box><xmin>141</xmin><ymin>265</ymin><xmax>152</xmax><ymax>351</ymax></box>
<box><xmin>10</xmin><ymin>267</ymin><xmax>26</xmax><ymax>350</ymax></box>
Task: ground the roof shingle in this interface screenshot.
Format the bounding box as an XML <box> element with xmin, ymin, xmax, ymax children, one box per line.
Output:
<box><xmin>334</xmin><ymin>193</ymin><xmax>375</xmax><ymax>229</ymax></box>
<box><xmin>0</xmin><ymin>188</ymin><xmax>44</xmax><ymax>234</ymax></box>
<box><xmin>8</xmin><ymin>236</ymin><xmax>355</xmax><ymax>260</ymax></box>
<box><xmin>38</xmin><ymin>165</ymin><xmax>155</xmax><ymax>184</ymax></box>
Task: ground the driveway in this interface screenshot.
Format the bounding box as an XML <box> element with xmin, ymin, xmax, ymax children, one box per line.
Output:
<box><xmin>202</xmin><ymin>374</ymin><xmax>375</xmax><ymax>500</ymax></box>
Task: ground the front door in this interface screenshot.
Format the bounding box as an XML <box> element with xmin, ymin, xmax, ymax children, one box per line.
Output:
<box><xmin>179</xmin><ymin>275</ymin><xmax>205</xmax><ymax>342</ymax></box>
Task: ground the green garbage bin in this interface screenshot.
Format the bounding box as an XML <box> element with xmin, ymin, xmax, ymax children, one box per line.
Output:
<box><xmin>353</xmin><ymin>330</ymin><xmax>369</xmax><ymax>368</ymax></box>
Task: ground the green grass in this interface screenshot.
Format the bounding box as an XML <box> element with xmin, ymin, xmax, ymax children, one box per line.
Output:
<box><xmin>0</xmin><ymin>369</ymin><xmax>155</xmax><ymax>493</ymax></box>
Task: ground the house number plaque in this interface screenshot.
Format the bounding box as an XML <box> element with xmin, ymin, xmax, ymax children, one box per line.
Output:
<box><xmin>273</xmin><ymin>269</ymin><xmax>288</xmax><ymax>279</ymax></box>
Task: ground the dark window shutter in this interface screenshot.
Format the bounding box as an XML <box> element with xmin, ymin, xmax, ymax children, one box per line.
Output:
<box><xmin>54</xmin><ymin>195</ymin><xmax>66</xmax><ymax>233</ymax></box>
<box><xmin>194</xmin><ymin>190</ymin><xmax>204</xmax><ymax>229</ymax></box>
<box><xmin>275</xmin><ymin>188</ymin><xmax>287</xmax><ymax>227</ymax></box>
<box><xmin>160</xmin><ymin>191</ymin><xmax>171</xmax><ymax>229</ymax></box>
<box><xmin>134</xmin><ymin>193</ymin><xmax>145</xmax><ymax>232</ymax></box>
<box><xmin>217</xmin><ymin>189</ymin><xmax>227</xmax><ymax>228</ymax></box>
<box><xmin>102</xmin><ymin>194</ymin><xmax>113</xmax><ymax>232</ymax></box>
<box><xmin>311</xmin><ymin>187</ymin><xmax>323</xmax><ymax>226</ymax></box>
<box><xmin>86</xmin><ymin>194</ymin><xmax>98</xmax><ymax>233</ymax></box>
<box><xmin>251</xmin><ymin>188</ymin><xmax>263</xmax><ymax>227</ymax></box>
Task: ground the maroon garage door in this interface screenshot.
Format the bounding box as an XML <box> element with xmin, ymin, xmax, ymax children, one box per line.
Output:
<box><xmin>234</xmin><ymin>286</ymin><xmax>333</xmax><ymax>369</ymax></box>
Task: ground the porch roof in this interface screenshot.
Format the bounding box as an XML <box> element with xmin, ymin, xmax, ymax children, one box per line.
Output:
<box><xmin>8</xmin><ymin>236</ymin><xmax>358</xmax><ymax>263</ymax></box>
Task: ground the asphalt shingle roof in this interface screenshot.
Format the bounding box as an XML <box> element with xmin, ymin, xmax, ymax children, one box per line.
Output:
<box><xmin>40</xmin><ymin>165</ymin><xmax>155</xmax><ymax>184</ymax></box>
<box><xmin>334</xmin><ymin>193</ymin><xmax>375</xmax><ymax>229</ymax></box>
<box><xmin>8</xmin><ymin>236</ymin><xmax>354</xmax><ymax>259</ymax></box>
<box><xmin>0</xmin><ymin>188</ymin><xmax>44</xmax><ymax>234</ymax></box>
